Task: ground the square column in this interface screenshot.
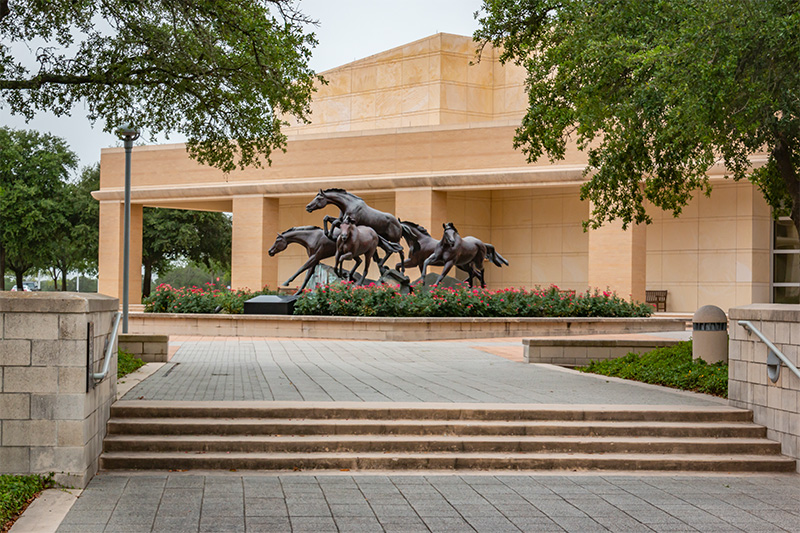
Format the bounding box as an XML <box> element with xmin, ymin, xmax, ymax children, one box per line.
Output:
<box><xmin>97</xmin><ymin>201</ymin><xmax>143</xmax><ymax>304</ymax></box>
<box><xmin>394</xmin><ymin>188</ymin><xmax>447</xmax><ymax>236</ymax></box>
<box><xmin>231</xmin><ymin>196</ymin><xmax>279</xmax><ymax>291</ymax></box>
<box><xmin>588</xmin><ymin>220</ymin><xmax>646</xmax><ymax>303</ymax></box>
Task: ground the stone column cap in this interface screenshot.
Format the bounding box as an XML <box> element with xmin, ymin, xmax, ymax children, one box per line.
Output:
<box><xmin>0</xmin><ymin>292</ymin><xmax>119</xmax><ymax>313</ymax></box>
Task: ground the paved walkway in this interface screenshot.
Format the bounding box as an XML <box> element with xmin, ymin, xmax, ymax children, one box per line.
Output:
<box><xmin>57</xmin><ymin>472</ymin><xmax>800</xmax><ymax>533</ymax></box>
<box><xmin>121</xmin><ymin>337</ymin><xmax>721</xmax><ymax>405</ymax></box>
<box><xmin>50</xmin><ymin>336</ymin><xmax>797</xmax><ymax>532</ymax></box>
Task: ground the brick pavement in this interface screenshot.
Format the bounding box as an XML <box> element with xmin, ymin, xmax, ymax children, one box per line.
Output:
<box><xmin>57</xmin><ymin>472</ymin><xmax>800</xmax><ymax>532</ymax></box>
<box><xmin>122</xmin><ymin>338</ymin><xmax>722</xmax><ymax>405</ymax></box>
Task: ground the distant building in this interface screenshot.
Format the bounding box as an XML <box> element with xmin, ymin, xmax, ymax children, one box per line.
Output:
<box><xmin>96</xmin><ymin>34</ymin><xmax>798</xmax><ymax>311</ymax></box>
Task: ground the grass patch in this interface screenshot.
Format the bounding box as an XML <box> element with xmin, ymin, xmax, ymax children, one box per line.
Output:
<box><xmin>118</xmin><ymin>349</ymin><xmax>146</xmax><ymax>379</ymax></box>
<box><xmin>1</xmin><ymin>474</ymin><xmax>53</xmax><ymax>532</ymax></box>
<box><xmin>578</xmin><ymin>341</ymin><xmax>728</xmax><ymax>397</ymax></box>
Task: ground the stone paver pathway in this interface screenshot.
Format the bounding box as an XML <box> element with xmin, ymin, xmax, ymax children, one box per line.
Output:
<box><xmin>57</xmin><ymin>472</ymin><xmax>800</xmax><ymax>533</ymax></box>
<box><xmin>122</xmin><ymin>338</ymin><xmax>722</xmax><ymax>405</ymax></box>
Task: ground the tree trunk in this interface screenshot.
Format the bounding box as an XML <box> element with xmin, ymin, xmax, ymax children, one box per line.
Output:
<box><xmin>61</xmin><ymin>271</ymin><xmax>68</xmax><ymax>292</ymax></box>
<box><xmin>15</xmin><ymin>270</ymin><xmax>23</xmax><ymax>291</ymax></box>
<box><xmin>142</xmin><ymin>261</ymin><xmax>153</xmax><ymax>297</ymax></box>
<box><xmin>773</xmin><ymin>138</ymin><xmax>800</xmax><ymax>238</ymax></box>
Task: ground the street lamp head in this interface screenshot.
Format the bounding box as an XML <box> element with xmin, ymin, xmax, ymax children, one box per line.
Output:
<box><xmin>115</xmin><ymin>124</ymin><xmax>140</xmax><ymax>141</ymax></box>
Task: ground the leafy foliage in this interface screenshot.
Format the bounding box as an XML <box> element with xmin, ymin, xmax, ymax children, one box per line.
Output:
<box><xmin>579</xmin><ymin>341</ymin><xmax>728</xmax><ymax>397</ymax></box>
<box><xmin>475</xmin><ymin>0</ymin><xmax>800</xmax><ymax>235</ymax></box>
<box><xmin>0</xmin><ymin>0</ymin><xmax>320</xmax><ymax>172</ymax></box>
<box><xmin>0</xmin><ymin>474</ymin><xmax>54</xmax><ymax>530</ymax></box>
<box><xmin>143</xmin><ymin>282</ymin><xmax>277</xmax><ymax>314</ymax></box>
<box><xmin>117</xmin><ymin>349</ymin><xmax>146</xmax><ymax>379</ymax></box>
<box><xmin>0</xmin><ymin>127</ymin><xmax>77</xmax><ymax>290</ymax></box>
<box><xmin>293</xmin><ymin>283</ymin><xmax>653</xmax><ymax>318</ymax></box>
<box><xmin>142</xmin><ymin>208</ymin><xmax>232</xmax><ymax>297</ymax></box>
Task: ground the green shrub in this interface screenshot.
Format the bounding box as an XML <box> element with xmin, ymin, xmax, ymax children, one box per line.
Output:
<box><xmin>142</xmin><ymin>283</ymin><xmax>277</xmax><ymax>314</ymax></box>
<box><xmin>578</xmin><ymin>341</ymin><xmax>728</xmax><ymax>397</ymax></box>
<box><xmin>118</xmin><ymin>349</ymin><xmax>146</xmax><ymax>378</ymax></box>
<box><xmin>0</xmin><ymin>474</ymin><xmax>53</xmax><ymax>529</ymax></box>
<box><xmin>293</xmin><ymin>282</ymin><xmax>653</xmax><ymax>318</ymax></box>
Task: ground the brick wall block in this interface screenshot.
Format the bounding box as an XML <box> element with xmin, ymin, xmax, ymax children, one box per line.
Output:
<box><xmin>57</xmin><ymin>420</ymin><xmax>88</xmax><ymax>447</ymax></box>
<box><xmin>0</xmin><ymin>394</ymin><xmax>30</xmax><ymax>419</ymax></box>
<box><xmin>31</xmin><ymin>340</ymin><xmax>86</xmax><ymax>367</ymax></box>
<box><xmin>59</xmin><ymin>314</ymin><xmax>87</xmax><ymax>340</ymax></box>
<box><xmin>58</xmin><ymin>367</ymin><xmax>87</xmax><ymax>394</ymax></box>
<box><xmin>0</xmin><ymin>447</ymin><xmax>29</xmax><ymax>473</ymax></box>
<box><xmin>3</xmin><ymin>367</ymin><xmax>58</xmax><ymax>393</ymax></box>
<box><xmin>31</xmin><ymin>394</ymin><xmax>85</xmax><ymax>420</ymax></box>
<box><xmin>4</xmin><ymin>313</ymin><xmax>59</xmax><ymax>340</ymax></box>
<box><xmin>31</xmin><ymin>446</ymin><xmax>86</xmax><ymax>473</ymax></box>
<box><xmin>2</xmin><ymin>419</ymin><xmax>57</xmax><ymax>446</ymax></box>
<box><xmin>0</xmin><ymin>340</ymin><xmax>31</xmax><ymax>366</ymax></box>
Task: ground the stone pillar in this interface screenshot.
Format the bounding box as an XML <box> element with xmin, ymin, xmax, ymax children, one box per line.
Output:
<box><xmin>231</xmin><ymin>196</ymin><xmax>279</xmax><ymax>291</ymax></box>
<box><xmin>0</xmin><ymin>292</ymin><xmax>119</xmax><ymax>488</ymax></box>
<box><xmin>97</xmin><ymin>201</ymin><xmax>143</xmax><ymax>305</ymax></box>
<box><xmin>729</xmin><ymin>304</ymin><xmax>800</xmax><ymax>472</ymax></box>
<box><xmin>394</xmin><ymin>188</ymin><xmax>447</xmax><ymax>233</ymax></box>
<box><xmin>587</xmin><ymin>220</ymin><xmax>646</xmax><ymax>303</ymax></box>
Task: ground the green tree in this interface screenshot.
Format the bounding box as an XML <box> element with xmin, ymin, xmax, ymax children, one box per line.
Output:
<box><xmin>0</xmin><ymin>1</ymin><xmax>320</xmax><ymax>172</ymax></box>
<box><xmin>142</xmin><ymin>208</ymin><xmax>232</xmax><ymax>296</ymax></box>
<box><xmin>47</xmin><ymin>165</ymin><xmax>101</xmax><ymax>290</ymax></box>
<box><xmin>0</xmin><ymin>128</ymin><xmax>77</xmax><ymax>290</ymax></box>
<box><xmin>475</xmin><ymin>0</ymin><xmax>800</xmax><ymax>235</ymax></box>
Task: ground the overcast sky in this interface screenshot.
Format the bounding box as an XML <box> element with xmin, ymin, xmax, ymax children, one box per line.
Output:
<box><xmin>0</xmin><ymin>0</ymin><xmax>484</xmax><ymax>172</ymax></box>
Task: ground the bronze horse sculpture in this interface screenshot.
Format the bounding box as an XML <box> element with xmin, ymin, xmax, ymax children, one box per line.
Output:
<box><xmin>421</xmin><ymin>222</ymin><xmax>509</xmax><ymax>288</ymax></box>
<box><xmin>306</xmin><ymin>188</ymin><xmax>414</xmax><ymax>275</ymax></box>
<box><xmin>397</xmin><ymin>220</ymin><xmax>442</xmax><ymax>277</ymax></box>
<box><xmin>334</xmin><ymin>216</ymin><xmax>383</xmax><ymax>283</ymax></box>
<box><xmin>268</xmin><ymin>226</ymin><xmax>340</xmax><ymax>294</ymax></box>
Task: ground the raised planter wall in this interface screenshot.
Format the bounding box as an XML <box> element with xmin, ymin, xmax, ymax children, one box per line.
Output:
<box><xmin>129</xmin><ymin>313</ymin><xmax>688</xmax><ymax>341</ymax></box>
<box><xmin>728</xmin><ymin>304</ymin><xmax>800</xmax><ymax>472</ymax></box>
<box><xmin>0</xmin><ymin>292</ymin><xmax>119</xmax><ymax>488</ymax></box>
<box><xmin>524</xmin><ymin>338</ymin><xmax>683</xmax><ymax>366</ymax></box>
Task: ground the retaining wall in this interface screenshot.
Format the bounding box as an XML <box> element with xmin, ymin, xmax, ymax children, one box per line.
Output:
<box><xmin>128</xmin><ymin>313</ymin><xmax>688</xmax><ymax>341</ymax></box>
<box><xmin>0</xmin><ymin>292</ymin><xmax>118</xmax><ymax>487</ymax></box>
<box><xmin>728</xmin><ymin>304</ymin><xmax>800</xmax><ymax>472</ymax></box>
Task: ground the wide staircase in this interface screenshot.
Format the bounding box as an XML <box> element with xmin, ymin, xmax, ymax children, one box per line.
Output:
<box><xmin>101</xmin><ymin>401</ymin><xmax>796</xmax><ymax>472</ymax></box>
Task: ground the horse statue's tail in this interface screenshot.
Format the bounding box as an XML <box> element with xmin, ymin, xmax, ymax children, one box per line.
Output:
<box><xmin>485</xmin><ymin>244</ymin><xmax>509</xmax><ymax>267</ymax></box>
<box><xmin>378</xmin><ymin>235</ymin><xmax>404</xmax><ymax>253</ymax></box>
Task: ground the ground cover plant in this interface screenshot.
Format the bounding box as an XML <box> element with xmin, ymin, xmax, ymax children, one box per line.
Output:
<box><xmin>0</xmin><ymin>474</ymin><xmax>53</xmax><ymax>532</ymax></box>
<box><xmin>578</xmin><ymin>341</ymin><xmax>728</xmax><ymax>397</ymax></box>
<box><xmin>142</xmin><ymin>283</ymin><xmax>277</xmax><ymax>314</ymax></box>
<box><xmin>293</xmin><ymin>283</ymin><xmax>653</xmax><ymax>318</ymax></box>
<box><xmin>118</xmin><ymin>349</ymin><xmax>146</xmax><ymax>379</ymax></box>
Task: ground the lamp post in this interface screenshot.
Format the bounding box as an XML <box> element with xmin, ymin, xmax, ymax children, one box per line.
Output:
<box><xmin>115</xmin><ymin>124</ymin><xmax>140</xmax><ymax>333</ymax></box>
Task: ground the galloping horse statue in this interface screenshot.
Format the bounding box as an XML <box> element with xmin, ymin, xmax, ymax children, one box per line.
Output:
<box><xmin>306</xmin><ymin>188</ymin><xmax>414</xmax><ymax>275</ymax></box>
<box><xmin>334</xmin><ymin>216</ymin><xmax>384</xmax><ymax>283</ymax></box>
<box><xmin>396</xmin><ymin>220</ymin><xmax>441</xmax><ymax>277</ymax></box>
<box><xmin>421</xmin><ymin>222</ymin><xmax>509</xmax><ymax>288</ymax></box>
<box><xmin>268</xmin><ymin>226</ymin><xmax>340</xmax><ymax>294</ymax></box>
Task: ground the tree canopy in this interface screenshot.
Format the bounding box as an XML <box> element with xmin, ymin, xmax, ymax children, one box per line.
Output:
<box><xmin>0</xmin><ymin>0</ymin><xmax>320</xmax><ymax>172</ymax></box>
<box><xmin>0</xmin><ymin>127</ymin><xmax>78</xmax><ymax>290</ymax></box>
<box><xmin>475</xmin><ymin>0</ymin><xmax>800</xmax><ymax>235</ymax></box>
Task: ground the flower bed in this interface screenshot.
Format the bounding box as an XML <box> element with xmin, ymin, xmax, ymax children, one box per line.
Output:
<box><xmin>142</xmin><ymin>283</ymin><xmax>277</xmax><ymax>314</ymax></box>
<box><xmin>293</xmin><ymin>283</ymin><xmax>653</xmax><ymax>318</ymax></box>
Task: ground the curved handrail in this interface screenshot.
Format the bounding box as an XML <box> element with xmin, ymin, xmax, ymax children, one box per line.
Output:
<box><xmin>93</xmin><ymin>311</ymin><xmax>122</xmax><ymax>382</ymax></box>
<box><xmin>738</xmin><ymin>320</ymin><xmax>800</xmax><ymax>383</ymax></box>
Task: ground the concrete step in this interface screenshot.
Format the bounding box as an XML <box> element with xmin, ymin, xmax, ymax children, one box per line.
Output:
<box><xmin>109</xmin><ymin>401</ymin><xmax>754</xmax><ymax>423</ymax></box>
<box><xmin>103</xmin><ymin>434</ymin><xmax>782</xmax><ymax>455</ymax></box>
<box><xmin>100</xmin><ymin>451</ymin><xmax>797</xmax><ymax>473</ymax></box>
<box><xmin>106</xmin><ymin>417</ymin><xmax>768</xmax><ymax>438</ymax></box>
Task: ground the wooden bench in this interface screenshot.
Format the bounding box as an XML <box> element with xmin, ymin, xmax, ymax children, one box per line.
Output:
<box><xmin>646</xmin><ymin>290</ymin><xmax>668</xmax><ymax>312</ymax></box>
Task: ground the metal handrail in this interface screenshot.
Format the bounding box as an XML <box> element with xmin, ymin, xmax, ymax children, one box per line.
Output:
<box><xmin>93</xmin><ymin>311</ymin><xmax>122</xmax><ymax>382</ymax></box>
<box><xmin>738</xmin><ymin>320</ymin><xmax>800</xmax><ymax>383</ymax></box>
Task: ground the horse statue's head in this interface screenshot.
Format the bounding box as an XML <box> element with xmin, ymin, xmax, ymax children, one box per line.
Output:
<box><xmin>306</xmin><ymin>189</ymin><xmax>330</xmax><ymax>213</ymax></box>
<box><xmin>268</xmin><ymin>232</ymin><xmax>287</xmax><ymax>256</ymax></box>
<box><xmin>442</xmin><ymin>222</ymin><xmax>459</xmax><ymax>247</ymax></box>
<box><xmin>339</xmin><ymin>215</ymin><xmax>356</xmax><ymax>243</ymax></box>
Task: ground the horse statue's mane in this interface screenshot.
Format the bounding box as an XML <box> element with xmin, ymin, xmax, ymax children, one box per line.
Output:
<box><xmin>400</xmin><ymin>220</ymin><xmax>430</xmax><ymax>236</ymax></box>
<box><xmin>322</xmin><ymin>188</ymin><xmax>363</xmax><ymax>201</ymax></box>
<box><xmin>282</xmin><ymin>225</ymin><xmax>322</xmax><ymax>234</ymax></box>
<box><xmin>444</xmin><ymin>222</ymin><xmax>459</xmax><ymax>233</ymax></box>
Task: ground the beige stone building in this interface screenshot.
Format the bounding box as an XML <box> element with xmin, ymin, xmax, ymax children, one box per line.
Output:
<box><xmin>95</xmin><ymin>33</ymin><xmax>798</xmax><ymax>312</ymax></box>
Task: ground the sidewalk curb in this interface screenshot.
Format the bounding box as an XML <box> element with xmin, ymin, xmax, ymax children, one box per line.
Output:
<box><xmin>9</xmin><ymin>488</ymin><xmax>81</xmax><ymax>533</ymax></box>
